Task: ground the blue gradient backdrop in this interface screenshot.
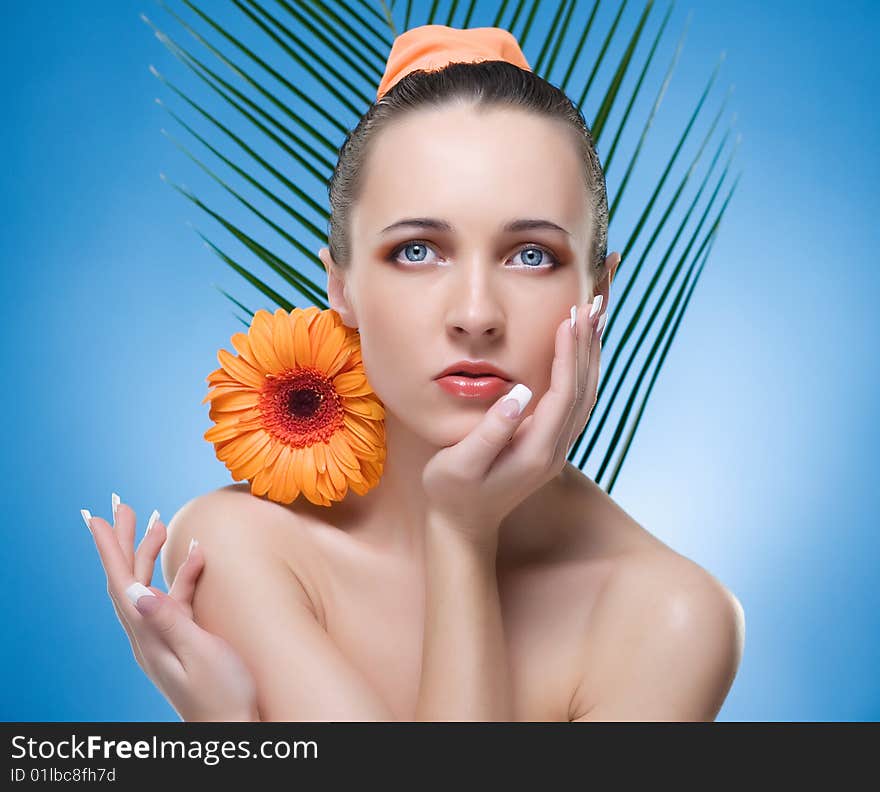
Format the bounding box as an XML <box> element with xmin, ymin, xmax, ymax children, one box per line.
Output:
<box><xmin>3</xmin><ymin>1</ymin><xmax>878</xmax><ymax>721</ymax></box>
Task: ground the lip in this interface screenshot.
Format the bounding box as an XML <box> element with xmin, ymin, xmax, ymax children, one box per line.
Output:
<box><xmin>435</xmin><ymin>375</ymin><xmax>512</xmax><ymax>400</ymax></box>
<box><xmin>434</xmin><ymin>359</ymin><xmax>513</xmax><ymax>381</ymax></box>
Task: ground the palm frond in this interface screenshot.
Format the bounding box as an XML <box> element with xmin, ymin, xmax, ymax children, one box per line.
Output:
<box><xmin>602</xmin><ymin>178</ymin><xmax>737</xmax><ymax>493</ymax></box>
<box><xmin>149</xmin><ymin>0</ymin><xmax>742</xmax><ymax>489</ymax></box>
<box><xmin>212</xmin><ymin>281</ymin><xmax>256</xmax><ymax>320</ymax></box>
<box><xmin>145</xmin><ymin>19</ymin><xmax>336</xmax><ymax>175</ymax></box>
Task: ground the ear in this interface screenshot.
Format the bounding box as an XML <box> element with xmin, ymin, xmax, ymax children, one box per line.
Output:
<box><xmin>318</xmin><ymin>246</ymin><xmax>357</xmax><ymax>328</ymax></box>
<box><xmin>605</xmin><ymin>251</ymin><xmax>621</xmax><ymax>287</ymax></box>
<box><xmin>594</xmin><ymin>250</ymin><xmax>621</xmax><ymax>312</ymax></box>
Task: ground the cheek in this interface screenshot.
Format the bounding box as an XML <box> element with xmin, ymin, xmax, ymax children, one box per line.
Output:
<box><xmin>353</xmin><ymin>306</ymin><xmax>477</xmax><ymax>441</ymax></box>
<box><xmin>353</xmin><ymin>285</ymin><xmax>564</xmax><ymax>419</ymax></box>
<box><xmin>508</xmin><ymin>315</ymin><xmax>563</xmax><ymax>394</ymax></box>
<box><xmin>355</xmin><ymin>304</ymin><xmax>421</xmax><ymax>394</ymax></box>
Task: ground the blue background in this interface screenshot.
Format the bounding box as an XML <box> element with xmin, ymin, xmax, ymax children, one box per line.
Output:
<box><xmin>3</xmin><ymin>0</ymin><xmax>878</xmax><ymax>721</ymax></box>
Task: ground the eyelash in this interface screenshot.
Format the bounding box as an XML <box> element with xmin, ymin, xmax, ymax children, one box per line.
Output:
<box><xmin>387</xmin><ymin>240</ymin><xmax>563</xmax><ymax>270</ymax></box>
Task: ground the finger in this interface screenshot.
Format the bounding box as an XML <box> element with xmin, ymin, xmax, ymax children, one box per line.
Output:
<box><xmin>503</xmin><ymin>310</ymin><xmax>579</xmax><ymax>475</ymax></box>
<box><xmin>561</xmin><ymin>294</ymin><xmax>599</xmax><ymax>457</ymax></box>
<box><xmin>558</xmin><ymin>296</ymin><xmax>590</xmax><ymax>459</ymax></box>
<box><xmin>134</xmin><ymin>513</ymin><xmax>167</xmax><ymax>586</ymax></box>
<box><xmin>107</xmin><ymin>586</ymin><xmax>148</xmax><ymax>669</ymax></box>
<box><xmin>111</xmin><ymin>578</ymin><xmax>182</xmax><ymax>681</ymax></box>
<box><xmin>85</xmin><ymin>509</ymin><xmax>170</xmax><ymax>665</ymax></box>
<box><xmin>113</xmin><ymin>500</ymin><xmax>137</xmax><ymax>570</ymax></box>
<box><xmin>125</xmin><ymin>584</ymin><xmax>201</xmax><ymax>663</ymax></box>
<box><xmin>168</xmin><ymin>539</ymin><xmax>205</xmax><ymax>618</ymax></box>
<box><xmin>85</xmin><ymin>511</ymin><xmax>140</xmax><ymax>594</ymax></box>
<box><xmin>566</xmin><ymin>299</ymin><xmax>605</xmax><ymax>446</ymax></box>
<box><xmin>438</xmin><ymin>348</ymin><xmax>543</xmax><ymax>480</ymax></box>
<box><xmin>85</xmin><ymin>507</ymin><xmax>148</xmax><ymax>668</ymax></box>
<box><xmin>587</xmin><ymin>304</ymin><xmax>605</xmax><ymax>406</ymax></box>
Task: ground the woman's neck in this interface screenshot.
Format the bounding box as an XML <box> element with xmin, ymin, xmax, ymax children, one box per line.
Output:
<box><xmin>327</xmin><ymin>412</ymin><xmax>571</xmax><ymax>563</ymax></box>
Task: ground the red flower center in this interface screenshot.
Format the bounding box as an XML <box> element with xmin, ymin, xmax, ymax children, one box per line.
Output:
<box><xmin>288</xmin><ymin>388</ymin><xmax>321</xmax><ymax>417</ymax></box>
<box><xmin>258</xmin><ymin>367</ymin><xmax>344</xmax><ymax>446</ymax></box>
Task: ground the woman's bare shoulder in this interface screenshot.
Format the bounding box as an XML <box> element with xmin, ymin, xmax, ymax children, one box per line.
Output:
<box><xmin>562</xmin><ymin>474</ymin><xmax>744</xmax><ymax>717</ymax></box>
<box><xmin>160</xmin><ymin>483</ymin><xmax>323</xmax><ymax>598</ymax></box>
<box><xmin>556</xmin><ymin>463</ymin><xmax>672</xmax><ymax>560</ymax></box>
<box><xmin>558</xmin><ymin>464</ymin><xmax>741</xmax><ymax>625</ymax></box>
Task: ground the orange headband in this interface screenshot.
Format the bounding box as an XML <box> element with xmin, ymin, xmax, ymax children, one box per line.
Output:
<box><xmin>376</xmin><ymin>23</ymin><xmax>532</xmax><ymax>101</ymax></box>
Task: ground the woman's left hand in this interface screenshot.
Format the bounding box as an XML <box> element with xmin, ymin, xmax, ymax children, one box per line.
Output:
<box><xmin>86</xmin><ymin>500</ymin><xmax>259</xmax><ymax>722</ymax></box>
<box><xmin>421</xmin><ymin>294</ymin><xmax>606</xmax><ymax>549</ymax></box>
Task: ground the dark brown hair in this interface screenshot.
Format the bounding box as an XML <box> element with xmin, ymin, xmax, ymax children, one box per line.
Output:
<box><xmin>327</xmin><ymin>60</ymin><xmax>608</xmax><ymax>279</ymax></box>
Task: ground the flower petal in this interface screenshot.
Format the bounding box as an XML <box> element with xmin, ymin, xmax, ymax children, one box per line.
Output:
<box><xmin>315</xmin><ymin>471</ymin><xmax>337</xmax><ymax>504</ymax></box>
<box><xmin>220</xmin><ymin>429</ymin><xmax>271</xmax><ymax>469</ymax></box>
<box><xmin>202</xmin><ymin>384</ymin><xmax>248</xmax><ymax>405</ymax></box>
<box><xmin>313</xmin><ymin>441</ymin><xmax>327</xmax><ymax>474</ymax></box>
<box><xmin>282</xmin><ymin>445</ymin><xmax>302</xmax><ymax>503</ymax></box>
<box><xmin>235</xmin><ymin>444</ymin><xmax>271</xmax><ymax>481</ymax></box>
<box><xmin>303</xmin><ymin>306</ymin><xmax>322</xmax><ymax>329</ymax></box>
<box><xmin>249</xmin><ymin>309</ymin><xmax>283</xmax><ymax>372</ymax></box>
<box><xmin>314</xmin><ymin>325</ymin><xmax>348</xmax><ymax>373</ymax></box>
<box><xmin>250</xmin><ymin>464</ymin><xmax>275</xmax><ymax>497</ymax></box>
<box><xmin>323</xmin><ymin>336</ymin><xmax>357</xmax><ymax>379</ymax></box>
<box><xmin>267</xmin><ymin>444</ymin><xmax>292</xmax><ymax>502</ymax></box>
<box><xmin>300</xmin><ymin>445</ymin><xmax>319</xmax><ymax>503</ymax></box>
<box><xmin>333</xmin><ymin>369</ymin><xmax>375</xmax><ymax>397</ymax></box>
<box><xmin>343</xmin><ymin>396</ymin><xmax>384</xmax><ymax>420</ymax></box>
<box><xmin>209</xmin><ymin>389</ymin><xmax>260</xmax><ymax>412</ymax></box>
<box><xmin>218</xmin><ymin>348</ymin><xmax>266</xmax><ymax>389</ymax></box>
<box><xmin>329</xmin><ymin>430</ymin><xmax>359</xmax><ymax>470</ymax></box>
<box><xmin>325</xmin><ymin>451</ymin><xmax>348</xmax><ymax>492</ymax></box>
<box><xmin>309</xmin><ymin>310</ymin><xmax>335</xmax><ymax>360</ymax></box>
<box><xmin>262</xmin><ymin>437</ymin><xmax>286</xmax><ymax>469</ymax></box>
<box><xmin>343</xmin><ymin>411</ymin><xmax>383</xmax><ymax>447</ymax></box>
<box><xmin>293</xmin><ymin>311</ymin><xmax>312</xmax><ymax>368</ymax></box>
<box><xmin>204</xmin><ymin>421</ymin><xmax>246</xmax><ymax>443</ymax></box>
<box><xmin>207</xmin><ymin>366</ymin><xmax>239</xmax><ymax>386</ymax></box>
<box><xmin>272</xmin><ymin>308</ymin><xmax>297</xmax><ymax>370</ymax></box>
<box><xmin>230</xmin><ymin>332</ymin><xmax>262</xmax><ymax>371</ymax></box>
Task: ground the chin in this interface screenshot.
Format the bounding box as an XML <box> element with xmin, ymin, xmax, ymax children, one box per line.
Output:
<box><xmin>383</xmin><ymin>399</ymin><xmax>475</xmax><ymax>448</ymax></box>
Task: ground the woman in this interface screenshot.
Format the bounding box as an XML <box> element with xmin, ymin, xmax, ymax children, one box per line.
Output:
<box><xmin>84</xmin><ymin>24</ymin><xmax>744</xmax><ymax>722</ymax></box>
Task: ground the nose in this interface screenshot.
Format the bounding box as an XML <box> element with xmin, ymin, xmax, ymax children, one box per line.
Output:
<box><xmin>443</xmin><ymin>259</ymin><xmax>506</xmax><ymax>340</ymax></box>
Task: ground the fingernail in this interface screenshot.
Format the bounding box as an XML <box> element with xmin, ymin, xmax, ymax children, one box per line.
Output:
<box><xmin>125</xmin><ymin>581</ymin><xmax>157</xmax><ymax>612</ymax></box>
<box><xmin>111</xmin><ymin>492</ymin><xmax>120</xmax><ymax>521</ymax></box>
<box><xmin>146</xmin><ymin>509</ymin><xmax>160</xmax><ymax>535</ymax></box>
<box><xmin>589</xmin><ymin>294</ymin><xmax>603</xmax><ymax>319</ymax></box>
<box><xmin>188</xmin><ymin>538</ymin><xmax>199</xmax><ymax>557</ymax></box>
<box><xmin>81</xmin><ymin>508</ymin><xmax>93</xmax><ymax>533</ymax></box>
<box><xmin>597</xmin><ymin>312</ymin><xmax>608</xmax><ymax>338</ymax></box>
<box><xmin>501</xmin><ymin>383</ymin><xmax>533</xmax><ymax>418</ymax></box>
<box><xmin>569</xmin><ymin>304</ymin><xmax>577</xmax><ymax>335</ymax></box>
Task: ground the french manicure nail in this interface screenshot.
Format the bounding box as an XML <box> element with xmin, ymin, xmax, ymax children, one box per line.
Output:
<box><xmin>589</xmin><ymin>294</ymin><xmax>603</xmax><ymax>319</ymax></box>
<box><xmin>125</xmin><ymin>581</ymin><xmax>156</xmax><ymax>606</ymax></box>
<box><xmin>569</xmin><ymin>304</ymin><xmax>577</xmax><ymax>332</ymax></box>
<box><xmin>501</xmin><ymin>383</ymin><xmax>533</xmax><ymax>418</ymax></box>
<box><xmin>188</xmin><ymin>538</ymin><xmax>199</xmax><ymax>557</ymax></box>
<box><xmin>146</xmin><ymin>509</ymin><xmax>160</xmax><ymax>535</ymax></box>
<box><xmin>597</xmin><ymin>312</ymin><xmax>608</xmax><ymax>337</ymax></box>
<box><xmin>111</xmin><ymin>492</ymin><xmax>120</xmax><ymax>521</ymax></box>
<box><xmin>81</xmin><ymin>508</ymin><xmax>93</xmax><ymax>532</ymax></box>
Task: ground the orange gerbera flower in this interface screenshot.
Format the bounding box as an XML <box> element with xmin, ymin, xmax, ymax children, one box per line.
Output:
<box><xmin>202</xmin><ymin>307</ymin><xmax>386</xmax><ymax>507</ymax></box>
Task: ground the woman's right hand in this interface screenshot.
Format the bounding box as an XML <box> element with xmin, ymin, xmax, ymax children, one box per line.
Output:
<box><xmin>83</xmin><ymin>495</ymin><xmax>259</xmax><ymax>722</ymax></box>
<box><xmin>421</xmin><ymin>293</ymin><xmax>607</xmax><ymax>549</ymax></box>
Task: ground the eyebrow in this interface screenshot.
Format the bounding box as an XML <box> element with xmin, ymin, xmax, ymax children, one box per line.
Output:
<box><xmin>379</xmin><ymin>217</ymin><xmax>572</xmax><ymax>237</ymax></box>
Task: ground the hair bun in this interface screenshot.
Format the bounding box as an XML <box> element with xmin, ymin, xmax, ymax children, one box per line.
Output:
<box><xmin>376</xmin><ymin>23</ymin><xmax>532</xmax><ymax>101</ymax></box>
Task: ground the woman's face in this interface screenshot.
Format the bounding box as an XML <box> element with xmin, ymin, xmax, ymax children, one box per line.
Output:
<box><xmin>321</xmin><ymin>103</ymin><xmax>595</xmax><ymax>446</ymax></box>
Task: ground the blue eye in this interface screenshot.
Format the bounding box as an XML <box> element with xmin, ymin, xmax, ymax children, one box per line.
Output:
<box><xmin>388</xmin><ymin>241</ymin><xmax>561</xmax><ymax>269</ymax></box>
<box><xmin>392</xmin><ymin>241</ymin><xmax>435</xmax><ymax>264</ymax></box>
<box><xmin>512</xmin><ymin>246</ymin><xmax>561</xmax><ymax>269</ymax></box>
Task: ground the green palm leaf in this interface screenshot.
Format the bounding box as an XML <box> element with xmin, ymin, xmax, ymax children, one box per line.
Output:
<box><xmin>147</xmin><ymin>0</ymin><xmax>741</xmax><ymax>492</ymax></box>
